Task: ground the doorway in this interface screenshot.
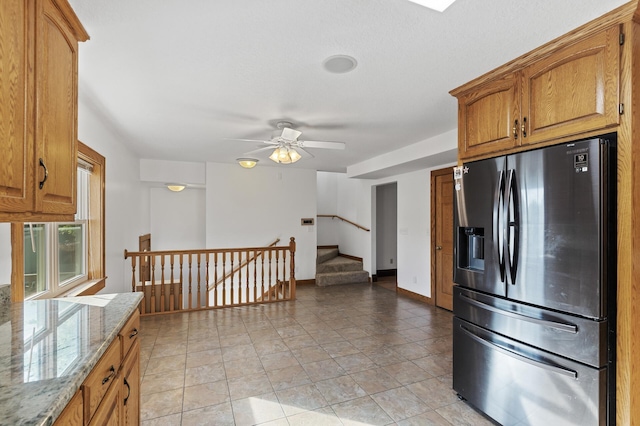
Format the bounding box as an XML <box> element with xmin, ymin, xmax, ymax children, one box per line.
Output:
<box><xmin>431</xmin><ymin>167</ymin><xmax>455</xmax><ymax>310</ymax></box>
<box><xmin>375</xmin><ymin>183</ymin><xmax>397</xmax><ymax>291</ymax></box>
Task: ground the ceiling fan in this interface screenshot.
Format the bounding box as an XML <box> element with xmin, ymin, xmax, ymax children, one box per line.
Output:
<box><xmin>234</xmin><ymin>121</ymin><xmax>346</xmax><ymax>164</ymax></box>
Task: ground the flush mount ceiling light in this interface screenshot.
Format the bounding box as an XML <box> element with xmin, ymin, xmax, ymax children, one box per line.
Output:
<box><xmin>406</xmin><ymin>0</ymin><xmax>457</xmax><ymax>12</ymax></box>
<box><xmin>236</xmin><ymin>158</ymin><xmax>259</xmax><ymax>169</ymax></box>
<box><xmin>269</xmin><ymin>146</ymin><xmax>302</xmax><ymax>164</ymax></box>
<box><xmin>166</xmin><ymin>183</ymin><xmax>186</xmax><ymax>192</ymax></box>
<box><xmin>323</xmin><ymin>55</ymin><xmax>358</xmax><ymax>74</ymax></box>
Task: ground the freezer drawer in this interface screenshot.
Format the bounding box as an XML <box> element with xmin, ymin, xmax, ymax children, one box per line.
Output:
<box><xmin>454</xmin><ymin>287</ymin><xmax>608</xmax><ymax>367</ymax></box>
<box><xmin>453</xmin><ymin>318</ymin><xmax>607</xmax><ymax>426</ymax></box>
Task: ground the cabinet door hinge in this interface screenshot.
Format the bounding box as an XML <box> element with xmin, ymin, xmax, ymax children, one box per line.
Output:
<box><xmin>619</xmin><ymin>103</ymin><xmax>624</xmax><ymax>115</ymax></box>
<box><xmin>620</xmin><ymin>32</ymin><xmax>625</xmax><ymax>45</ymax></box>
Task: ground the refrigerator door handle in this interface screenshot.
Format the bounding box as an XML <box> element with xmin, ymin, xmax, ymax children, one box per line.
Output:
<box><xmin>493</xmin><ymin>170</ymin><xmax>506</xmax><ymax>282</ymax></box>
<box><xmin>460</xmin><ymin>292</ymin><xmax>578</xmax><ymax>333</ymax></box>
<box><xmin>458</xmin><ymin>324</ymin><xmax>579</xmax><ymax>379</ymax></box>
<box><xmin>505</xmin><ymin>170</ymin><xmax>520</xmax><ymax>285</ymax></box>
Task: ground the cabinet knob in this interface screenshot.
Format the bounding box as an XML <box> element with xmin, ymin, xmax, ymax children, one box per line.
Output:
<box><xmin>436</xmin><ymin>246</ymin><xmax>442</xmax><ymax>250</ymax></box>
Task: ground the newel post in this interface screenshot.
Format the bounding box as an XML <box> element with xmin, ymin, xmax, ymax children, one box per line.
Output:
<box><xmin>289</xmin><ymin>237</ymin><xmax>296</xmax><ymax>300</ymax></box>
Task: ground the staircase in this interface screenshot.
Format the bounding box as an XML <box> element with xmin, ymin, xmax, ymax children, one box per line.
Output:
<box><xmin>316</xmin><ymin>247</ymin><xmax>369</xmax><ymax>287</ymax></box>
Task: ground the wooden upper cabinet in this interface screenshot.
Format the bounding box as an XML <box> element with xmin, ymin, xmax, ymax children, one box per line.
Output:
<box><xmin>457</xmin><ymin>74</ymin><xmax>520</xmax><ymax>159</ymax></box>
<box><xmin>0</xmin><ymin>0</ymin><xmax>88</xmax><ymax>221</ymax></box>
<box><xmin>0</xmin><ymin>0</ymin><xmax>33</xmax><ymax>214</ymax></box>
<box><xmin>522</xmin><ymin>26</ymin><xmax>620</xmax><ymax>145</ymax></box>
<box><xmin>453</xmin><ymin>25</ymin><xmax>621</xmax><ymax>161</ymax></box>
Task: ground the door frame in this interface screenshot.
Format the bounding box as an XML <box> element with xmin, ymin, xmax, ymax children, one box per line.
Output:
<box><xmin>430</xmin><ymin>166</ymin><xmax>454</xmax><ymax>307</ymax></box>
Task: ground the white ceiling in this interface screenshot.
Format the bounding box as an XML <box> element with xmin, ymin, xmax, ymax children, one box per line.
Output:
<box><xmin>68</xmin><ymin>0</ymin><xmax>628</xmax><ymax>174</ymax></box>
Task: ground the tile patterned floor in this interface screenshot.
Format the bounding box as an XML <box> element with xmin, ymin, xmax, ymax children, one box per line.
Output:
<box><xmin>139</xmin><ymin>283</ymin><xmax>494</xmax><ymax>425</ymax></box>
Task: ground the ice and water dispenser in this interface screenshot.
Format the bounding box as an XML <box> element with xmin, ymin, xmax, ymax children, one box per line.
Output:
<box><xmin>457</xmin><ymin>227</ymin><xmax>485</xmax><ymax>271</ymax></box>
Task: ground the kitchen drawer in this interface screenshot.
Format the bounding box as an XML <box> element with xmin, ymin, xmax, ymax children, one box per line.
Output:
<box><xmin>119</xmin><ymin>309</ymin><xmax>140</xmax><ymax>359</ymax></box>
<box><xmin>83</xmin><ymin>337</ymin><xmax>121</xmax><ymax>423</ymax></box>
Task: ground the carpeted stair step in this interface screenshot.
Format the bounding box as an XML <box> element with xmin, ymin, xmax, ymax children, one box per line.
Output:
<box><xmin>316</xmin><ymin>256</ymin><xmax>364</xmax><ymax>274</ymax></box>
<box><xmin>317</xmin><ymin>248</ymin><xmax>339</xmax><ymax>265</ymax></box>
<box><xmin>316</xmin><ymin>270</ymin><xmax>370</xmax><ymax>287</ymax></box>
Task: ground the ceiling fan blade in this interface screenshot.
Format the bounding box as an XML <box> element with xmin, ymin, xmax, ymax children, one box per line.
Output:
<box><xmin>281</xmin><ymin>127</ymin><xmax>302</xmax><ymax>141</ymax></box>
<box><xmin>298</xmin><ymin>140</ymin><xmax>346</xmax><ymax>150</ymax></box>
<box><xmin>224</xmin><ymin>138</ymin><xmax>278</xmax><ymax>145</ymax></box>
<box><xmin>295</xmin><ymin>146</ymin><xmax>315</xmax><ymax>158</ymax></box>
<box><xmin>243</xmin><ymin>146</ymin><xmax>277</xmax><ymax>155</ymax></box>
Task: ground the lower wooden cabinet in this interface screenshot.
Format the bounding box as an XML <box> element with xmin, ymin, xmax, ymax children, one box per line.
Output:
<box><xmin>53</xmin><ymin>390</ymin><xmax>83</xmax><ymax>425</ymax></box>
<box><xmin>121</xmin><ymin>340</ymin><xmax>140</xmax><ymax>426</ymax></box>
<box><xmin>54</xmin><ymin>309</ymin><xmax>141</xmax><ymax>425</ymax></box>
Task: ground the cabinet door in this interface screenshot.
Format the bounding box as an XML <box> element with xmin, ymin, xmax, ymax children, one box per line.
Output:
<box><xmin>121</xmin><ymin>341</ymin><xmax>140</xmax><ymax>426</ymax></box>
<box><xmin>457</xmin><ymin>74</ymin><xmax>520</xmax><ymax>160</ymax></box>
<box><xmin>88</xmin><ymin>372</ymin><xmax>122</xmax><ymax>426</ymax></box>
<box><xmin>0</xmin><ymin>0</ymin><xmax>34</xmax><ymax>214</ymax></box>
<box><xmin>522</xmin><ymin>26</ymin><xmax>620</xmax><ymax>145</ymax></box>
<box><xmin>33</xmin><ymin>0</ymin><xmax>78</xmax><ymax>215</ymax></box>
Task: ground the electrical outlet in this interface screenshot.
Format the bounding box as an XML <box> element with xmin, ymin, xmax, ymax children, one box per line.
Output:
<box><xmin>390</xmin><ymin>258</ymin><xmax>393</xmax><ymax>264</ymax></box>
<box><xmin>412</xmin><ymin>276</ymin><xmax>417</xmax><ymax>284</ymax></box>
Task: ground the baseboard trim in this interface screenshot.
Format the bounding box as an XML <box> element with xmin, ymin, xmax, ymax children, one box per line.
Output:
<box><xmin>397</xmin><ymin>287</ymin><xmax>434</xmax><ymax>305</ymax></box>
<box><xmin>296</xmin><ymin>279</ymin><xmax>315</xmax><ymax>286</ymax></box>
<box><xmin>317</xmin><ymin>245</ymin><xmax>339</xmax><ymax>250</ymax></box>
<box><xmin>376</xmin><ymin>269</ymin><xmax>397</xmax><ymax>277</ymax></box>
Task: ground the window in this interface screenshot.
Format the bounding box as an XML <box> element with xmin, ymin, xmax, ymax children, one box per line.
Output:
<box><xmin>13</xmin><ymin>142</ymin><xmax>105</xmax><ymax>300</ymax></box>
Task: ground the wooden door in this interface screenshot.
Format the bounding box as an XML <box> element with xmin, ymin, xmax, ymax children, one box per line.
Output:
<box><xmin>33</xmin><ymin>0</ymin><xmax>79</xmax><ymax>215</ymax></box>
<box><xmin>457</xmin><ymin>73</ymin><xmax>520</xmax><ymax>160</ymax></box>
<box><xmin>139</xmin><ymin>234</ymin><xmax>151</xmax><ymax>282</ymax></box>
<box><xmin>431</xmin><ymin>168</ymin><xmax>455</xmax><ymax>311</ymax></box>
<box><xmin>521</xmin><ymin>26</ymin><xmax>620</xmax><ymax>145</ymax></box>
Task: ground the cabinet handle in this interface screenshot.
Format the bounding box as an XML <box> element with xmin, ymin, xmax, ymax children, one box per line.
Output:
<box><xmin>521</xmin><ymin>116</ymin><xmax>527</xmax><ymax>138</ymax></box>
<box><xmin>38</xmin><ymin>158</ymin><xmax>48</xmax><ymax>189</ymax></box>
<box><xmin>102</xmin><ymin>365</ymin><xmax>116</xmax><ymax>385</ymax></box>
<box><xmin>512</xmin><ymin>119</ymin><xmax>519</xmax><ymax>139</ymax></box>
<box><xmin>123</xmin><ymin>378</ymin><xmax>131</xmax><ymax>406</ymax></box>
<box><xmin>129</xmin><ymin>328</ymin><xmax>139</xmax><ymax>339</ymax></box>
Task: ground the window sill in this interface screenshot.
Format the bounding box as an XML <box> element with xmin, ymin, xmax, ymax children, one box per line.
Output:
<box><xmin>60</xmin><ymin>278</ymin><xmax>106</xmax><ymax>297</ymax></box>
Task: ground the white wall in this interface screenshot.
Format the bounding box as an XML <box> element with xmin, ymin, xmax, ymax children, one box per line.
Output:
<box><xmin>149</xmin><ymin>187</ymin><xmax>206</xmax><ymax>250</ymax></box>
<box><xmin>206</xmin><ymin>163</ymin><xmax>317</xmax><ymax>280</ymax></box>
<box><xmin>376</xmin><ymin>183</ymin><xmax>397</xmax><ymax>271</ymax></box>
<box><xmin>0</xmin><ymin>224</ymin><xmax>10</xmax><ymax>285</ymax></box>
<box><xmin>77</xmin><ymin>84</ymin><xmax>147</xmax><ymax>294</ymax></box>
<box><xmin>316</xmin><ymin>172</ymin><xmax>339</xmax><ymax>246</ymax></box>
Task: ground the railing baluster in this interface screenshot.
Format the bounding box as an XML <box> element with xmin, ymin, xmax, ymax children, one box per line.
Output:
<box><xmin>197</xmin><ymin>253</ymin><xmax>202</xmax><ymax>309</ymax></box>
<box><xmin>179</xmin><ymin>255</ymin><xmax>184</xmax><ymax>311</ymax></box>
<box><xmin>160</xmin><ymin>255</ymin><xmax>166</xmax><ymax>313</ymax></box>
<box><xmin>253</xmin><ymin>251</ymin><xmax>258</xmax><ymax>303</ymax></box>
<box><xmin>214</xmin><ymin>252</ymin><xmax>219</xmax><ymax>307</ymax></box>
<box><xmin>205</xmin><ymin>253</ymin><xmax>210</xmax><ymax>308</ymax></box>
<box><xmin>169</xmin><ymin>254</ymin><xmax>175</xmax><ymax>311</ymax></box>
<box><xmin>268</xmin><ymin>249</ymin><xmax>273</xmax><ymax>302</ymax></box>
<box><xmin>188</xmin><ymin>253</ymin><xmax>193</xmax><ymax>310</ymax></box>
<box><xmin>150</xmin><ymin>255</ymin><xmax>156</xmax><ymax>314</ymax></box>
<box><xmin>222</xmin><ymin>252</ymin><xmax>227</xmax><ymax>307</ymax></box>
<box><xmin>260</xmin><ymin>250</ymin><xmax>265</xmax><ymax>302</ymax></box>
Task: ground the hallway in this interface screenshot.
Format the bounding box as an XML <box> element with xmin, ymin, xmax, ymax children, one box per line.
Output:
<box><xmin>139</xmin><ymin>283</ymin><xmax>492</xmax><ymax>425</ymax></box>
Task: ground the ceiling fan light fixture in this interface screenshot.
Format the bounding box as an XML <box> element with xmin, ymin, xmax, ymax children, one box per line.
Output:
<box><xmin>269</xmin><ymin>147</ymin><xmax>301</xmax><ymax>164</ymax></box>
<box><xmin>236</xmin><ymin>158</ymin><xmax>259</xmax><ymax>169</ymax></box>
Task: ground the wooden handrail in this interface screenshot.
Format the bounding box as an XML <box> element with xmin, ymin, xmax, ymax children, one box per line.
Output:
<box><xmin>317</xmin><ymin>214</ymin><xmax>370</xmax><ymax>232</ymax></box>
<box><xmin>207</xmin><ymin>238</ymin><xmax>280</xmax><ymax>291</ymax></box>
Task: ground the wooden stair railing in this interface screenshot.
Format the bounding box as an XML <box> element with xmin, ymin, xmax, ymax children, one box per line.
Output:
<box><xmin>208</xmin><ymin>238</ymin><xmax>280</xmax><ymax>292</ymax></box>
<box><xmin>317</xmin><ymin>214</ymin><xmax>370</xmax><ymax>232</ymax></box>
<box><xmin>124</xmin><ymin>237</ymin><xmax>296</xmax><ymax>315</ymax></box>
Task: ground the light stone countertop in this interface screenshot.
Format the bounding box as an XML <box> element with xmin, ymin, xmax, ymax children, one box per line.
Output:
<box><xmin>0</xmin><ymin>292</ymin><xmax>143</xmax><ymax>426</ymax></box>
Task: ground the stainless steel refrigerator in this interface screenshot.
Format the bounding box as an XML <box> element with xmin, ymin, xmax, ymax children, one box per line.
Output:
<box><xmin>452</xmin><ymin>134</ymin><xmax>616</xmax><ymax>426</ymax></box>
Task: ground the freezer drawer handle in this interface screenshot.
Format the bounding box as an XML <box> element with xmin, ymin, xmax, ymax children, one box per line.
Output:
<box><xmin>460</xmin><ymin>292</ymin><xmax>578</xmax><ymax>333</ymax></box>
<box><xmin>459</xmin><ymin>324</ymin><xmax>578</xmax><ymax>379</ymax></box>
